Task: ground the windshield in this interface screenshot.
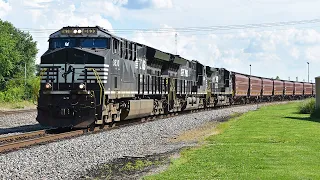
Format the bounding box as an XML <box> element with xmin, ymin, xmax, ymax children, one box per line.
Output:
<box><xmin>49</xmin><ymin>38</ymin><xmax>110</xmax><ymax>49</ymax></box>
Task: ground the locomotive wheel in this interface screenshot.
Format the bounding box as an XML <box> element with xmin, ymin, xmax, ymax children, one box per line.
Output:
<box><xmin>89</xmin><ymin>123</ymin><xmax>95</xmax><ymax>132</ymax></box>
<box><xmin>99</xmin><ymin>124</ymin><xmax>105</xmax><ymax>129</ymax></box>
<box><xmin>109</xmin><ymin>122</ymin><xmax>116</xmax><ymax>128</ymax></box>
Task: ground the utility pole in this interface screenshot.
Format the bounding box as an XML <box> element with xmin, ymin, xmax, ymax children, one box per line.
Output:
<box><xmin>307</xmin><ymin>62</ymin><xmax>309</xmax><ymax>82</ymax></box>
<box><xmin>175</xmin><ymin>33</ymin><xmax>178</xmax><ymax>55</ymax></box>
<box><xmin>24</xmin><ymin>62</ymin><xmax>26</xmax><ymax>87</ymax></box>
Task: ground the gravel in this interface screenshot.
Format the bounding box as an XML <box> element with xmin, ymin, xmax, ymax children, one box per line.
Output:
<box><xmin>0</xmin><ymin>102</ymin><xmax>290</xmax><ymax>180</ymax></box>
<box><xmin>0</xmin><ymin>111</ymin><xmax>41</xmax><ymax>137</ymax></box>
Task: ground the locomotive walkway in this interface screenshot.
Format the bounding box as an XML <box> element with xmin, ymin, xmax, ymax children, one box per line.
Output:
<box><xmin>144</xmin><ymin>101</ymin><xmax>320</xmax><ymax>179</ymax></box>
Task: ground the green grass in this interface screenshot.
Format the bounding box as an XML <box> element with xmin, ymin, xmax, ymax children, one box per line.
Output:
<box><xmin>144</xmin><ymin>102</ymin><xmax>320</xmax><ymax>180</ymax></box>
<box><xmin>0</xmin><ymin>100</ymin><xmax>36</xmax><ymax>110</ymax></box>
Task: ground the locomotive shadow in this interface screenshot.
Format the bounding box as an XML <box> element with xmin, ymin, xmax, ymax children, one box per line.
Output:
<box><xmin>0</xmin><ymin>124</ymin><xmax>46</xmax><ymax>135</ymax></box>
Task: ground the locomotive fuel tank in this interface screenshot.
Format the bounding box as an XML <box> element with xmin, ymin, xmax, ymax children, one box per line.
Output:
<box><xmin>120</xmin><ymin>100</ymin><xmax>154</xmax><ymax>120</ymax></box>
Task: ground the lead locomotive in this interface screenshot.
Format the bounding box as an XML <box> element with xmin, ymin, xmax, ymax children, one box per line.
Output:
<box><xmin>37</xmin><ymin>26</ymin><xmax>232</xmax><ymax>128</ymax></box>
<box><xmin>36</xmin><ymin>26</ymin><xmax>314</xmax><ymax>129</ymax></box>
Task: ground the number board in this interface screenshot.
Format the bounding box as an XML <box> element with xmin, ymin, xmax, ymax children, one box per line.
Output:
<box><xmin>60</xmin><ymin>28</ymin><xmax>98</xmax><ymax>35</ymax></box>
<box><xmin>83</xmin><ymin>29</ymin><xmax>97</xmax><ymax>34</ymax></box>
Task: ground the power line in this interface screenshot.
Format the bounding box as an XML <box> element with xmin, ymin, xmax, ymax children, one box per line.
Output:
<box><xmin>18</xmin><ymin>18</ymin><xmax>320</xmax><ymax>34</ymax></box>
<box><xmin>30</xmin><ymin>24</ymin><xmax>320</xmax><ymax>39</ymax></box>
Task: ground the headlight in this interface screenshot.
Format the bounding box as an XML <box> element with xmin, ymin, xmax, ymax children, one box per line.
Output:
<box><xmin>79</xmin><ymin>83</ymin><xmax>85</xmax><ymax>89</ymax></box>
<box><xmin>45</xmin><ymin>83</ymin><xmax>52</xmax><ymax>89</ymax></box>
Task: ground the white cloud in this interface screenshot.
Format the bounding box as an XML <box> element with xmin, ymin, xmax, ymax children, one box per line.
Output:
<box><xmin>0</xmin><ymin>0</ymin><xmax>12</xmax><ymax>18</ymax></box>
<box><xmin>290</xmin><ymin>47</ymin><xmax>300</xmax><ymax>59</ymax></box>
<box><xmin>1</xmin><ymin>0</ymin><xmax>121</xmax><ymax>63</ymax></box>
<box><xmin>2</xmin><ymin>0</ymin><xmax>320</xmax><ymax>82</ymax></box>
<box><xmin>150</xmin><ymin>0</ymin><xmax>173</xmax><ymax>9</ymax></box>
<box><xmin>305</xmin><ymin>46</ymin><xmax>320</xmax><ymax>63</ymax></box>
<box><xmin>78</xmin><ymin>1</ymin><xmax>124</xmax><ymax>20</ymax></box>
<box><xmin>135</xmin><ymin>0</ymin><xmax>173</xmax><ymax>9</ymax></box>
<box><xmin>128</xmin><ymin>26</ymin><xmax>320</xmax><ymax>81</ymax></box>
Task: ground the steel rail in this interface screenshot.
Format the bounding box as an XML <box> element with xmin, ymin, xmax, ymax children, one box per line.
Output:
<box><xmin>0</xmin><ymin>130</ymin><xmax>85</xmax><ymax>153</ymax></box>
<box><xmin>0</xmin><ymin>130</ymin><xmax>47</xmax><ymax>145</ymax></box>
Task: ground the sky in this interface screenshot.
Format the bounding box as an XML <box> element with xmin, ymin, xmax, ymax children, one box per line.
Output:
<box><xmin>0</xmin><ymin>0</ymin><xmax>320</xmax><ymax>82</ymax></box>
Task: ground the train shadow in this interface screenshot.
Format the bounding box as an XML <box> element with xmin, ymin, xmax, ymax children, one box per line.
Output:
<box><xmin>284</xmin><ymin>116</ymin><xmax>320</xmax><ymax>123</ymax></box>
<box><xmin>0</xmin><ymin>124</ymin><xmax>46</xmax><ymax>135</ymax></box>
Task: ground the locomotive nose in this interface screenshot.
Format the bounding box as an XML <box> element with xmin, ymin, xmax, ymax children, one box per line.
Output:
<box><xmin>41</xmin><ymin>47</ymin><xmax>106</xmax><ymax>65</ymax></box>
<box><xmin>37</xmin><ymin>47</ymin><xmax>110</xmax><ymax>129</ymax></box>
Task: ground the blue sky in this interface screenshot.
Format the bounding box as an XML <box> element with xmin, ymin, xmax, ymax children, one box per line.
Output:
<box><xmin>1</xmin><ymin>0</ymin><xmax>320</xmax><ymax>82</ymax></box>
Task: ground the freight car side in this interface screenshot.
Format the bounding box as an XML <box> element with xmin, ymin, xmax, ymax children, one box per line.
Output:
<box><xmin>273</xmin><ymin>80</ymin><xmax>284</xmax><ymax>100</ymax></box>
<box><xmin>303</xmin><ymin>83</ymin><xmax>312</xmax><ymax>97</ymax></box>
<box><xmin>232</xmin><ymin>73</ymin><xmax>249</xmax><ymax>104</ymax></box>
<box><xmin>261</xmin><ymin>78</ymin><xmax>273</xmax><ymax>101</ymax></box>
<box><xmin>249</xmin><ymin>76</ymin><xmax>262</xmax><ymax>102</ymax></box>
<box><xmin>294</xmin><ymin>82</ymin><xmax>304</xmax><ymax>99</ymax></box>
<box><xmin>284</xmin><ymin>81</ymin><xmax>294</xmax><ymax>100</ymax></box>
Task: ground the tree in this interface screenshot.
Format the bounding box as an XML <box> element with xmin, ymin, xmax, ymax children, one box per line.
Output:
<box><xmin>275</xmin><ymin>76</ymin><xmax>280</xmax><ymax>80</ymax></box>
<box><xmin>0</xmin><ymin>19</ymin><xmax>38</xmax><ymax>90</ymax></box>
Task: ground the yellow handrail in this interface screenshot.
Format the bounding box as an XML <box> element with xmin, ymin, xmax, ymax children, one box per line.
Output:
<box><xmin>89</xmin><ymin>68</ymin><xmax>106</xmax><ymax>105</ymax></box>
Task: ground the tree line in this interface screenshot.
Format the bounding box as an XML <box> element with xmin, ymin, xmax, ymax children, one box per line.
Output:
<box><xmin>0</xmin><ymin>19</ymin><xmax>39</xmax><ymax>103</ymax></box>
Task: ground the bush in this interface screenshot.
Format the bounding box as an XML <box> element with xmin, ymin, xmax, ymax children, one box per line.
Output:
<box><xmin>298</xmin><ymin>98</ymin><xmax>316</xmax><ymax>114</ymax></box>
<box><xmin>0</xmin><ymin>76</ymin><xmax>40</xmax><ymax>103</ymax></box>
<box><xmin>0</xmin><ymin>86</ymin><xmax>24</xmax><ymax>102</ymax></box>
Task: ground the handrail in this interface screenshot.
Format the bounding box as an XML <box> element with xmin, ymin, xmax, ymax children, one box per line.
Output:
<box><xmin>88</xmin><ymin>68</ymin><xmax>106</xmax><ymax>106</ymax></box>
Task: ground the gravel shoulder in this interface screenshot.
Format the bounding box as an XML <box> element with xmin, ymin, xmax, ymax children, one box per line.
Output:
<box><xmin>0</xmin><ymin>102</ymin><xmax>292</xmax><ymax>180</ymax></box>
<box><xmin>0</xmin><ymin>111</ymin><xmax>41</xmax><ymax>137</ymax></box>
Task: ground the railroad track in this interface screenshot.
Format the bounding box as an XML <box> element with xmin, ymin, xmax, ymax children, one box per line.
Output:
<box><xmin>0</xmin><ymin>129</ymin><xmax>90</xmax><ymax>154</ymax></box>
<box><xmin>0</xmin><ymin>100</ymin><xmax>298</xmax><ymax>154</ymax></box>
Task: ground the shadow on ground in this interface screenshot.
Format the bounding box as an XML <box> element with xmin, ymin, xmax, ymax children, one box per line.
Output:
<box><xmin>284</xmin><ymin>116</ymin><xmax>320</xmax><ymax>123</ymax></box>
<box><xmin>0</xmin><ymin>124</ymin><xmax>45</xmax><ymax>135</ymax></box>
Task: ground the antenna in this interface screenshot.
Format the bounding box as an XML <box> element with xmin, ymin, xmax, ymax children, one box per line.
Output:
<box><xmin>175</xmin><ymin>33</ymin><xmax>178</xmax><ymax>55</ymax></box>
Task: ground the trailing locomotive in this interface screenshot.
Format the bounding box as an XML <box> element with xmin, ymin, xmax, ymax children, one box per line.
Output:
<box><xmin>36</xmin><ymin>26</ymin><xmax>315</xmax><ymax>129</ymax></box>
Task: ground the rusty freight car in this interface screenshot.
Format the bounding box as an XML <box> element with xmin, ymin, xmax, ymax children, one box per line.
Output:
<box><xmin>294</xmin><ymin>82</ymin><xmax>304</xmax><ymax>98</ymax></box>
<box><xmin>303</xmin><ymin>82</ymin><xmax>313</xmax><ymax>97</ymax></box>
<box><xmin>261</xmin><ymin>78</ymin><xmax>273</xmax><ymax>101</ymax></box>
<box><xmin>232</xmin><ymin>73</ymin><xmax>249</xmax><ymax>104</ymax></box>
<box><xmin>273</xmin><ymin>80</ymin><xmax>284</xmax><ymax>100</ymax></box>
<box><xmin>249</xmin><ymin>76</ymin><xmax>262</xmax><ymax>102</ymax></box>
<box><xmin>284</xmin><ymin>81</ymin><xmax>294</xmax><ymax>100</ymax></box>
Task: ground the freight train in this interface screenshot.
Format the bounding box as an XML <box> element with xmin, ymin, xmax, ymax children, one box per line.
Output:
<box><xmin>36</xmin><ymin>26</ymin><xmax>315</xmax><ymax>129</ymax></box>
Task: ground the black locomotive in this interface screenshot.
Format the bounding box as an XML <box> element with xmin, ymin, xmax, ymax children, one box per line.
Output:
<box><xmin>36</xmin><ymin>26</ymin><xmax>314</xmax><ymax>129</ymax></box>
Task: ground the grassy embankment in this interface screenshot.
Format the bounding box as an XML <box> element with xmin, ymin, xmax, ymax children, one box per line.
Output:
<box><xmin>0</xmin><ymin>101</ymin><xmax>36</xmax><ymax>110</ymax></box>
<box><xmin>145</xmin><ymin>100</ymin><xmax>320</xmax><ymax>179</ymax></box>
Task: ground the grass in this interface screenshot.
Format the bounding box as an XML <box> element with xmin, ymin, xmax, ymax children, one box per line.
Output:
<box><xmin>121</xmin><ymin>160</ymin><xmax>156</xmax><ymax>171</ymax></box>
<box><xmin>0</xmin><ymin>100</ymin><xmax>36</xmax><ymax>110</ymax></box>
<box><xmin>144</xmin><ymin>102</ymin><xmax>320</xmax><ymax>180</ymax></box>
